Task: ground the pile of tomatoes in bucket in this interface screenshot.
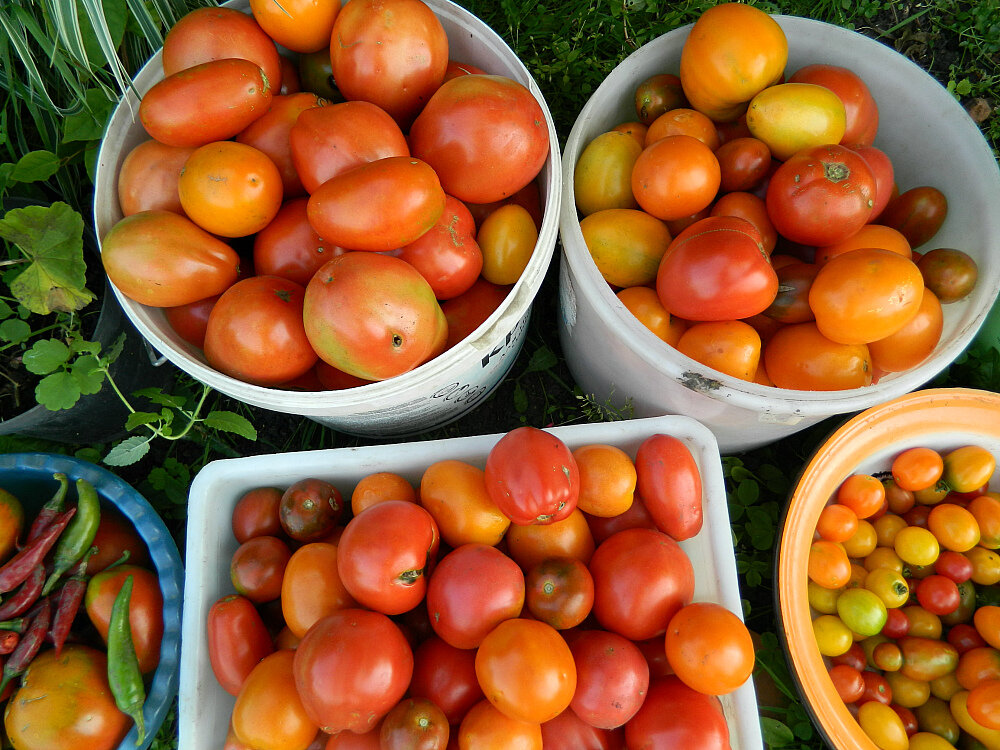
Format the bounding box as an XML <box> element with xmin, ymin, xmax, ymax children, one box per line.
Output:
<box><xmin>573</xmin><ymin>3</ymin><xmax>978</xmax><ymax>391</ymax></box>
<box><xmin>209</xmin><ymin>426</ymin><xmax>754</xmax><ymax>749</ymax></box>
<box><xmin>808</xmin><ymin>443</ymin><xmax>1000</xmax><ymax>748</ymax></box>
<box><xmin>101</xmin><ymin>0</ymin><xmax>549</xmax><ymax>388</ymax></box>
<box><xmin>0</xmin><ymin>477</ymin><xmax>160</xmax><ymax>750</ymax></box>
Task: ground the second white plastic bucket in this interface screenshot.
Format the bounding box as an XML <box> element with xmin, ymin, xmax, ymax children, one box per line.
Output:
<box><xmin>93</xmin><ymin>0</ymin><xmax>560</xmax><ymax>438</ymax></box>
<box><xmin>559</xmin><ymin>16</ymin><xmax>1000</xmax><ymax>454</ymax></box>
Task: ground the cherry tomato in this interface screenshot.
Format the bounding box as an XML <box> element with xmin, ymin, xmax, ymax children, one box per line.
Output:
<box><xmin>943</xmin><ymin>445</ymin><xmax>996</xmax><ymax>494</ymax></box>
<box><xmin>830</xmin><ymin>663</ymin><xmax>866</xmax><ymax>703</ymax></box>
<box><xmin>858</xmin><ymin>700</ymin><xmax>908</xmax><ymax>750</ymax></box>
<box><xmin>816</xmin><ymin>503</ymin><xmax>860</xmax><ymax>543</ymax></box>
<box><xmin>974</xmin><ymin>606</ymin><xmax>1000</xmax><ymax>651</ymax></box>
<box><xmin>948</xmin><ymin>623</ymin><xmax>987</xmax><ymax>654</ymax></box>
<box><xmin>837</xmin><ymin>587</ymin><xmax>888</xmax><ymax>637</ymax></box>
<box><xmin>808</xmin><ymin>539</ymin><xmax>852</xmax><ymax>589</ymax></box>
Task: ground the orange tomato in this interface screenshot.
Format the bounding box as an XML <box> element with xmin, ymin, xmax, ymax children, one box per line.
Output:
<box><xmin>572</xmin><ymin>443</ymin><xmax>637</xmax><ymax>518</ymax></box>
<box><xmin>457</xmin><ymin>699</ymin><xmax>543</xmax><ymax>750</ymax></box>
<box><xmin>969</xmin><ymin>494</ymin><xmax>1000</xmax><ymax>549</ymax></box>
<box><xmin>665</xmin><ymin>602</ymin><xmax>755</xmax><ymax>695</ymax></box>
<box><xmin>814</xmin><ymin>224</ymin><xmax>912</xmax><ymax>266</ymax></box>
<box><xmin>505</xmin><ymin>509</ymin><xmax>596</xmax><ymax>572</ymax></box>
<box><xmin>178</xmin><ymin>141</ymin><xmax>283</xmax><ymax>238</ymax></box>
<box><xmin>579</xmin><ymin>208</ymin><xmax>672</xmax><ymax>288</ymax></box>
<box><xmin>630</xmin><ymin>135</ymin><xmax>720</xmax><ymax>221</ymax></box>
<box><xmin>232</xmin><ymin>651</ymin><xmax>319</xmax><ymax>750</ymax></box>
<box><xmin>974</xmin><ymin>607</ymin><xmax>1000</xmax><ymax>651</ymax></box>
<box><xmin>763</xmin><ymin>322</ymin><xmax>873</xmax><ymax>391</ymax></box>
<box><xmin>808</xmin><ymin>539</ymin><xmax>852</xmax><ymax>589</ymax></box>
<box><xmin>478</xmin><ymin>204</ymin><xmax>538</xmax><ymax>286</ymax></box>
<box><xmin>616</xmin><ymin>286</ymin><xmax>685</xmax><ymax>346</ymax></box>
<box><xmin>351</xmin><ymin>472</ymin><xmax>417</xmax><ymax>516</ymax></box>
<box><xmin>644</xmin><ymin>107</ymin><xmax>720</xmax><ymax>150</ymax></box>
<box><xmin>675</xmin><ymin>320</ymin><xmax>761</xmax><ymax>382</ymax></box>
<box><xmin>419</xmin><ymin>460</ymin><xmax>511</xmax><ymax>548</ymax></box>
<box><xmin>808</xmin><ymin>248</ymin><xmax>925</xmax><ymax>345</ymax></box>
<box><xmin>611</xmin><ymin>120</ymin><xmax>648</xmax><ymax>146</ymax></box>
<box><xmin>891</xmin><ymin>447</ymin><xmax>945</xmax><ymax>492</ymax></box>
<box><xmin>281</xmin><ymin>543</ymin><xmax>357</xmax><ymax>638</ymax></box>
<box><xmin>956</xmin><ymin>647</ymin><xmax>1000</xmax><ymax>691</ymax></box>
<box><xmin>967</xmin><ymin>679</ymin><xmax>1000</xmax><ymax>730</ymax></box>
<box><xmin>816</xmin><ymin>503</ymin><xmax>860</xmax><ymax>543</ymax></box>
<box><xmin>927</xmin><ymin>503</ymin><xmax>981</xmax><ymax>552</ymax></box>
<box><xmin>678</xmin><ymin>3</ymin><xmax>787</xmax><ymax>123</ymax></box>
<box><xmin>837</xmin><ymin>474</ymin><xmax>887</xmax><ymax>519</ymax></box>
<box><xmin>868</xmin><ymin>288</ymin><xmax>943</xmax><ymax>373</ymax></box>
<box><xmin>249</xmin><ymin>0</ymin><xmax>342</xmax><ymax>53</ymax></box>
<box><xmin>475</xmin><ymin>618</ymin><xmax>576</xmax><ymax>724</ymax></box>
<box><xmin>709</xmin><ymin>191</ymin><xmax>777</xmax><ymax>255</ymax></box>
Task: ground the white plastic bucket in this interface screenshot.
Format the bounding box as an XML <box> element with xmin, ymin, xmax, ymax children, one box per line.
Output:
<box><xmin>559</xmin><ymin>16</ymin><xmax>1000</xmax><ymax>454</ymax></box>
<box><xmin>93</xmin><ymin>0</ymin><xmax>560</xmax><ymax>438</ymax></box>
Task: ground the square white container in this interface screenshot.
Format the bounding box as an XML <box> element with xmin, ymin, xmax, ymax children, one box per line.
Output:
<box><xmin>179</xmin><ymin>414</ymin><xmax>763</xmax><ymax>750</ymax></box>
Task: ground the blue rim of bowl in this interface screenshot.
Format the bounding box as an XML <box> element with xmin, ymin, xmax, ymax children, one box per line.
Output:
<box><xmin>0</xmin><ymin>453</ymin><xmax>183</xmax><ymax>750</ymax></box>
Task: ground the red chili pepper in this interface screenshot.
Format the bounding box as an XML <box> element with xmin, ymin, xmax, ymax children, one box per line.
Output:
<box><xmin>49</xmin><ymin>548</ymin><xmax>96</xmax><ymax>656</ymax></box>
<box><xmin>0</xmin><ymin>506</ymin><xmax>75</xmax><ymax>594</ymax></box>
<box><xmin>0</xmin><ymin>564</ymin><xmax>45</xmax><ymax>620</ymax></box>
<box><xmin>24</xmin><ymin>473</ymin><xmax>69</xmax><ymax>546</ymax></box>
<box><xmin>0</xmin><ymin>597</ymin><xmax>50</xmax><ymax>694</ymax></box>
<box><xmin>0</xmin><ymin>630</ymin><xmax>18</xmax><ymax>655</ymax></box>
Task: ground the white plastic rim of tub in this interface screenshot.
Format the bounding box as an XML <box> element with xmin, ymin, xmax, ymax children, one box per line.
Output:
<box><xmin>559</xmin><ymin>16</ymin><xmax>1000</xmax><ymax>446</ymax></box>
<box><xmin>92</xmin><ymin>0</ymin><xmax>561</xmax><ymax>435</ymax></box>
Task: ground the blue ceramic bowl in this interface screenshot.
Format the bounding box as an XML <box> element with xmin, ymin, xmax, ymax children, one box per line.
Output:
<box><xmin>0</xmin><ymin>453</ymin><xmax>183</xmax><ymax>750</ymax></box>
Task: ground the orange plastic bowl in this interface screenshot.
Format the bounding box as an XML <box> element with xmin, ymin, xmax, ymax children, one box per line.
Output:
<box><xmin>776</xmin><ymin>387</ymin><xmax>1000</xmax><ymax>748</ymax></box>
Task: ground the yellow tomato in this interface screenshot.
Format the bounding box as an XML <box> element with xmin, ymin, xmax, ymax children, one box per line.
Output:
<box><xmin>746</xmin><ymin>83</ymin><xmax>847</xmax><ymax>161</ymax></box>
<box><xmin>579</xmin><ymin>208</ymin><xmax>672</xmax><ymax>288</ymax></box>
<box><xmin>574</xmin><ymin>131</ymin><xmax>642</xmax><ymax>216</ymax></box>
<box><xmin>479</xmin><ymin>204</ymin><xmax>537</xmax><ymax>285</ymax></box>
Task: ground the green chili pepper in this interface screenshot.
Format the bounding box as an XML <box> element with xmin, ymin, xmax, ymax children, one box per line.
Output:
<box><xmin>41</xmin><ymin>478</ymin><xmax>101</xmax><ymax>596</ymax></box>
<box><xmin>107</xmin><ymin>575</ymin><xmax>146</xmax><ymax>747</ymax></box>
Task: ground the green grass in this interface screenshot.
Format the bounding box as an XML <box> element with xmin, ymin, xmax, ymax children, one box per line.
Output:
<box><xmin>1</xmin><ymin>1</ymin><xmax>999</xmax><ymax>749</ymax></box>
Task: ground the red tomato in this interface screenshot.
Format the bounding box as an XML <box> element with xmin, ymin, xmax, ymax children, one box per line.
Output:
<box><xmin>232</xmin><ymin>486</ymin><xmax>284</xmax><ymax>544</ymax></box>
<box><xmin>525</xmin><ymin>557</ymin><xmax>595</xmax><ymax>631</ymax></box>
<box><xmin>589</xmin><ymin>528</ymin><xmax>694</xmax><ymax>641</ymax></box>
<box><xmin>710</xmin><ymin>190</ymin><xmax>777</xmax><ymax>255</ymax></box>
<box><xmin>852</xmin><ymin>145</ymin><xmax>896</xmax><ymax>220</ymax></box>
<box><xmin>101</xmin><ymin>210</ymin><xmax>240</xmax><ymax>308</ymax></box>
<box><xmin>656</xmin><ymin>215</ymin><xmax>777</xmax><ymax>322</ymax></box>
<box><xmin>164</xmin><ymin>294</ymin><xmax>219</xmax><ymax>349</ymax></box>
<box><xmin>303</xmin><ymin>253</ymin><xmax>446</xmax><ymax>381</ymax></box>
<box><xmin>289</xmin><ymin>101</ymin><xmax>409</xmax><ymax>194</ymax></box>
<box><xmin>475</xmin><ymin>618</ymin><xmax>577</xmax><ymax>724</ymax></box>
<box><xmin>330</xmin><ymin>0</ymin><xmax>448</xmax><ymax>126</ymax></box>
<box><xmin>163</xmin><ymin>6</ymin><xmax>283</xmax><ymax>92</ymax></box>
<box><xmin>139</xmin><ymin>58</ymin><xmax>273</xmax><ymax>148</ymax></box>
<box><xmin>634</xmin><ymin>433</ymin><xmax>704</xmax><ymax>541</ymax></box>
<box><xmin>336</xmin><ymin>500</ymin><xmax>439</xmax><ymax>615</ymax></box>
<box><xmin>254</xmin><ymin>198</ymin><xmax>349</xmax><ymax>287</ymax></box>
<box><xmin>117</xmin><ymin>139</ymin><xmax>194</xmax><ymax>216</ymax></box>
<box><xmin>207</xmin><ymin>594</ymin><xmax>275</xmax><ymax>696</ymax></box>
<box><xmin>204</xmin><ymin>275</ymin><xmax>318</xmax><ymax>387</ymax></box>
<box><xmin>484</xmin><ymin>426</ymin><xmax>581</xmax><ymax>525</ymax></box>
<box><xmin>765</xmin><ymin>143</ymin><xmax>877</xmax><ymax>246</ymax></box>
<box><xmin>540</xmin><ymin>709</ymin><xmax>625</xmax><ymax>750</ymax></box>
<box><xmin>396</xmin><ymin>195</ymin><xmax>484</xmax><ymax>299</ymax></box>
<box><xmin>3</xmin><ymin>646</ymin><xmax>131</xmax><ymax>750</ymax></box>
<box><xmin>87</xmin><ymin>507</ymin><xmax>152</xmax><ymax>574</ymax></box>
<box><xmin>293</xmin><ymin>609</ymin><xmax>413</xmax><ymax>734</ymax></box>
<box><xmin>878</xmin><ymin>186</ymin><xmax>949</xmax><ymax>248</ymax></box>
<box><xmin>409</xmin><ymin>636</ymin><xmax>484</xmax><ymax>725</ymax></box>
<box><xmin>444</xmin><ymin>59</ymin><xmax>487</xmax><ymax>81</ymax></box>
<box><xmin>788</xmin><ymin>63</ymin><xmax>879</xmax><ymax>146</ymax></box>
<box><xmin>380</xmin><ymin>697</ymin><xmax>450</xmax><ymax>750</ymax></box>
<box><xmin>84</xmin><ymin>564</ymin><xmax>164</xmax><ymax>674</ymax></box>
<box><xmin>229</xmin><ymin>535</ymin><xmax>292</xmax><ymax>604</ymax></box>
<box><xmin>634</xmin><ymin>73</ymin><xmax>687</xmax><ymax>125</ymax></box>
<box><xmin>584</xmin><ymin>493</ymin><xmax>657</xmax><ymax>544</ymax></box>
<box><xmin>409</xmin><ymin>74</ymin><xmax>550</xmax><ymax>205</ymax></box>
<box><xmin>715</xmin><ymin>137</ymin><xmax>772</xmax><ymax>193</ymax></box>
<box><xmin>237</xmin><ymin>92</ymin><xmax>325</xmax><ymax>197</ymax></box>
<box><xmin>425</xmin><ymin>543</ymin><xmax>525</xmax><ymax>649</ymax></box>
<box><xmin>764</xmin><ymin>262</ymin><xmax>819</xmax><ymax>324</ymax></box>
<box><xmin>569</xmin><ymin>629</ymin><xmax>649</xmax><ymax>729</ymax></box>
<box><xmin>624</xmin><ymin>676</ymin><xmax>730</xmax><ymax>750</ymax></box>
<box><xmin>440</xmin><ymin>278</ymin><xmax>512</xmax><ymax>349</ymax></box>
<box><xmin>279</xmin><ymin>478</ymin><xmax>344</xmax><ymax>542</ymax></box>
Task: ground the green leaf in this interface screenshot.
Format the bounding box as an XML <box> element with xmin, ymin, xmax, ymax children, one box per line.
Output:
<box><xmin>760</xmin><ymin>717</ymin><xmax>795</xmax><ymax>747</ymax></box>
<box><xmin>523</xmin><ymin>345</ymin><xmax>558</xmax><ymax>374</ymax></box>
<box><xmin>69</xmin><ymin>337</ymin><xmax>101</xmax><ymax>356</ymax></box>
<box><xmin>35</xmin><ymin>371</ymin><xmax>82</xmax><ymax>410</ymax></box>
<box><xmin>0</xmin><ymin>202</ymin><xmax>95</xmax><ymax>314</ymax></box>
<box><xmin>103</xmin><ymin>331</ymin><xmax>126</xmax><ymax>364</ymax></box>
<box><xmin>71</xmin><ymin>353</ymin><xmax>105</xmax><ymax>394</ymax></box>
<box><xmin>736</xmin><ymin>478</ymin><xmax>760</xmax><ymax>504</ymax></box>
<box><xmin>9</xmin><ymin>150</ymin><xmax>60</xmax><ymax>182</ymax></box>
<box><xmin>62</xmin><ymin>88</ymin><xmax>115</xmax><ymax>143</ymax></box>
<box><xmin>104</xmin><ymin>435</ymin><xmax>151</xmax><ymax>466</ymax></box>
<box><xmin>133</xmin><ymin>387</ymin><xmax>187</xmax><ymax>409</ymax></box>
<box><xmin>74</xmin><ymin>447</ymin><xmax>102</xmax><ymax>463</ymax></box>
<box><xmin>79</xmin><ymin>0</ymin><xmax>128</xmax><ymax>63</ymax></box>
<box><xmin>0</xmin><ymin>318</ymin><xmax>30</xmax><ymax>344</ymax></box>
<box><xmin>513</xmin><ymin>381</ymin><xmax>528</xmax><ymax>414</ymax></box>
<box><xmin>22</xmin><ymin>338</ymin><xmax>71</xmax><ymax>374</ymax></box>
<box><xmin>203</xmin><ymin>410</ymin><xmax>257</xmax><ymax>441</ymax></box>
<box><xmin>124</xmin><ymin>411</ymin><xmax>160</xmax><ymax>430</ymax></box>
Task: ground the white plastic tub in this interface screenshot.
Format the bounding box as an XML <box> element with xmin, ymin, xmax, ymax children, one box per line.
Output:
<box><xmin>92</xmin><ymin>0</ymin><xmax>560</xmax><ymax>438</ymax></box>
<box><xmin>559</xmin><ymin>16</ymin><xmax>1000</xmax><ymax>454</ymax></box>
<box><xmin>179</xmin><ymin>414</ymin><xmax>762</xmax><ymax>750</ymax></box>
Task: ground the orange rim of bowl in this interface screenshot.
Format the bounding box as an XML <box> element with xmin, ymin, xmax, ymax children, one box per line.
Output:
<box><xmin>776</xmin><ymin>387</ymin><xmax>1000</xmax><ymax>749</ymax></box>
